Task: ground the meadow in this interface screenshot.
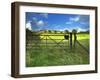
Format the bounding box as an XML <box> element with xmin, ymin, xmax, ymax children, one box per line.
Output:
<box><xmin>26</xmin><ymin>32</ymin><xmax>89</xmax><ymax>67</ymax></box>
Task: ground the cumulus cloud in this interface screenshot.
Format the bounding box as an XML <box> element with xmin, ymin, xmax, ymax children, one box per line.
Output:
<box><xmin>37</xmin><ymin>20</ymin><xmax>45</xmax><ymax>26</ymax></box>
<box><xmin>32</xmin><ymin>17</ymin><xmax>47</xmax><ymax>27</ymax></box>
<box><xmin>26</xmin><ymin>21</ymin><xmax>32</xmax><ymax>31</ymax></box>
<box><xmin>27</xmin><ymin>17</ymin><xmax>48</xmax><ymax>31</ymax></box>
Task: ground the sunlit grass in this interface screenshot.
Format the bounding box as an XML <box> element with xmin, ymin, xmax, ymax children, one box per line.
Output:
<box><xmin>77</xmin><ymin>33</ymin><xmax>89</xmax><ymax>40</ymax></box>
<box><xmin>40</xmin><ymin>33</ymin><xmax>89</xmax><ymax>40</ymax></box>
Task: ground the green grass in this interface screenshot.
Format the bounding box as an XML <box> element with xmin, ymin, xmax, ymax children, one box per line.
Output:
<box><xmin>77</xmin><ymin>33</ymin><xmax>89</xmax><ymax>40</ymax></box>
<box><xmin>26</xmin><ymin>33</ymin><xmax>89</xmax><ymax>67</ymax></box>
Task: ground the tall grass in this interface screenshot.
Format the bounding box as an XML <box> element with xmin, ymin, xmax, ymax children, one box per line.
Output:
<box><xmin>26</xmin><ymin>33</ymin><xmax>89</xmax><ymax>67</ymax></box>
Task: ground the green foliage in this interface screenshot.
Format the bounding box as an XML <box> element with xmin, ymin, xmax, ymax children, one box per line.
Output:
<box><xmin>26</xmin><ymin>29</ymin><xmax>33</xmax><ymax>45</ymax></box>
<box><xmin>48</xmin><ymin>30</ymin><xmax>52</xmax><ymax>33</ymax></box>
<box><xmin>72</xmin><ymin>29</ymin><xmax>77</xmax><ymax>33</ymax></box>
<box><xmin>26</xmin><ymin>29</ymin><xmax>41</xmax><ymax>47</ymax></box>
<box><xmin>60</xmin><ymin>31</ymin><xmax>62</xmax><ymax>34</ymax></box>
<box><xmin>54</xmin><ymin>30</ymin><xmax>57</xmax><ymax>34</ymax></box>
<box><xmin>64</xmin><ymin>30</ymin><xmax>69</xmax><ymax>34</ymax></box>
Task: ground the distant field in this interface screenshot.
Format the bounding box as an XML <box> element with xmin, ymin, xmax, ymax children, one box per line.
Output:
<box><xmin>26</xmin><ymin>33</ymin><xmax>90</xmax><ymax>67</ymax></box>
<box><xmin>40</xmin><ymin>33</ymin><xmax>89</xmax><ymax>40</ymax></box>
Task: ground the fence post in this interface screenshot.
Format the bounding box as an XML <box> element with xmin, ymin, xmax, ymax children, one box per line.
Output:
<box><xmin>70</xmin><ymin>33</ymin><xmax>72</xmax><ymax>49</ymax></box>
<box><xmin>74</xmin><ymin>33</ymin><xmax>77</xmax><ymax>48</ymax></box>
<box><xmin>46</xmin><ymin>35</ymin><xmax>47</xmax><ymax>48</ymax></box>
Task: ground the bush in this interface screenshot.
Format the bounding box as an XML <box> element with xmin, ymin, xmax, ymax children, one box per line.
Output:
<box><xmin>26</xmin><ymin>29</ymin><xmax>41</xmax><ymax>47</ymax></box>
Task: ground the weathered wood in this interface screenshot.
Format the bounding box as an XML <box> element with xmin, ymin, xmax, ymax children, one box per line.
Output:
<box><xmin>70</xmin><ymin>33</ymin><xmax>72</xmax><ymax>49</ymax></box>
<box><xmin>74</xmin><ymin>33</ymin><xmax>77</xmax><ymax>48</ymax></box>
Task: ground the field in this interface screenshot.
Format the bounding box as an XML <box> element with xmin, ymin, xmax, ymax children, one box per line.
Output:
<box><xmin>26</xmin><ymin>33</ymin><xmax>89</xmax><ymax>67</ymax></box>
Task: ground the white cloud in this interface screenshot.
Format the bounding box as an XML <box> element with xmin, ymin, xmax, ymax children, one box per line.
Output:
<box><xmin>37</xmin><ymin>20</ymin><xmax>45</xmax><ymax>26</ymax></box>
<box><xmin>77</xmin><ymin>27</ymin><xmax>87</xmax><ymax>33</ymax></box>
<box><xmin>26</xmin><ymin>21</ymin><xmax>32</xmax><ymax>31</ymax></box>
<box><xmin>65</xmin><ymin>16</ymin><xmax>80</xmax><ymax>25</ymax></box>
<box><xmin>27</xmin><ymin>17</ymin><xmax>47</xmax><ymax>31</ymax></box>
<box><xmin>66</xmin><ymin>21</ymin><xmax>73</xmax><ymax>24</ymax></box>
<box><xmin>70</xmin><ymin>16</ymin><xmax>80</xmax><ymax>22</ymax></box>
<box><xmin>73</xmin><ymin>26</ymin><xmax>87</xmax><ymax>33</ymax></box>
<box><xmin>58</xmin><ymin>27</ymin><xmax>72</xmax><ymax>32</ymax></box>
<box><xmin>40</xmin><ymin>13</ymin><xmax>48</xmax><ymax>18</ymax></box>
<box><xmin>32</xmin><ymin>17</ymin><xmax>47</xmax><ymax>27</ymax></box>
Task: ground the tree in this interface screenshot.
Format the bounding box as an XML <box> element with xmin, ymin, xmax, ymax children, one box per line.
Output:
<box><xmin>85</xmin><ymin>30</ymin><xmax>89</xmax><ymax>33</ymax></box>
<box><xmin>60</xmin><ymin>31</ymin><xmax>63</xmax><ymax>34</ymax></box>
<box><xmin>54</xmin><ymin>30</ymin><xmax>57</xmax><ymax>34</ymax></box>
<box><xmin>26</xmin><ymin>29</ymin><xmax>33</xmax><ymax>42</ymax></box>
<box><xmin>44</xmin><ymin>30</ymin><xmax>47</xmax><ymax>33</ymax></box>
<box><xmin>26</xmin><ymin>29</ymin><xmax>41</xmax><ymax>47</ymax></box>
<box><xmin>64</xmin><ymin>30</ymin><xmax>69</xmax><ymax>34</ymax></box>
<box><xmin>72</xmin><ymin>29</ymin><xmax>77</xmax><ymax>33</ymax></box>
<box><xmin>48</xmin><ymin>30</ymin><xmax>52</xmax><ymax>33</ymax></box>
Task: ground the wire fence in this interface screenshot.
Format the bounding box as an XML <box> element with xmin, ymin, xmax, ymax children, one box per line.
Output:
<box><xmin>75</xmin><ymin>40</ymin><xmax>89</xmax><ymax>53</ymax></box>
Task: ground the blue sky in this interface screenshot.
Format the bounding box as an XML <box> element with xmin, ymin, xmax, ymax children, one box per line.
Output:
<box><xmin>26</xmin><ymin>12</ymin><xmax>90</xmax><ymax>32</ymax></box>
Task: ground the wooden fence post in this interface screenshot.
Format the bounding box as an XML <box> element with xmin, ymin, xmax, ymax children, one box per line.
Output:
<box><xmin>74</xmin><ymin>33</ymin><xmax>77</xmax><ymax>48</ymax></box>
<box><xmin>70</xmin><ymin>33</ymin><xmax>72</xmax><ymax>49</ymax></box>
